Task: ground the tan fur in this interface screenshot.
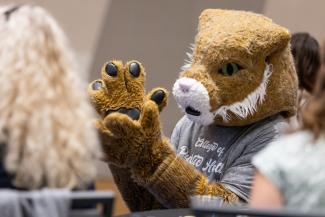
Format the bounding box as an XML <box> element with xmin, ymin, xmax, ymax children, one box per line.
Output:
<box><xmin>89</xmin><ymin>60</ymin><xmax>237</xmax><ymax>209</ymax></box>
<box><xmin>88</xmin><ymin>60</ymin><xmax>146</xmax><ymax>118</ymax></box>
<box><xmin>133</xmin><ymin>152</ymin><xmax>238</xmax><ymax>207</ymax></box>
<box><xmin>109</xmin><ymin>164</ymin><xmax>163</xmax><ymax>211</ymax></box>
<box><xmin>89</xmin><ymin>8</ymin><xmax>298</xmax><ymax>210</ymax></box>
<box><xmin>89</xmin><ymin>61</ymin><xmax>169</xmax><ymax>209</ymax></box>
<box><xmin>0</xmin><ymin>5</ymin><xmax>101</xmax><ymax>189</ymax></box>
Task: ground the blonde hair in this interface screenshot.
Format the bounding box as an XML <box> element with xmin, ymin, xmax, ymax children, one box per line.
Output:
<box><xmin>0</xmin><ymin>5</ymin><xmax>101</xmax><ymax>189</ymax></box>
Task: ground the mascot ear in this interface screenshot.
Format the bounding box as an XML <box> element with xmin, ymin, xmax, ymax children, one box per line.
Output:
<box><xmin>198</xmin><ymin>9</ymin><xmax>291</xmax><ymax>58</ymax></box>
<box><xmin>257</xmin><ymin>25</ymin><xmax>291</xmax><ymax>58</ymax></box>
<box><xmin>198</xmin><ymin>9</ymin><xmax>226</xmax><ymax>31</ymax></box>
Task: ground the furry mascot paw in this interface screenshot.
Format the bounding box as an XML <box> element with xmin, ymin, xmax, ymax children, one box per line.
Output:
<box><xmin>88</xmin><ymin>60</ymin><xmax>238</xmax><ymax>210</ymax></box>
<box><xmin>88</xmin><ymin>60</ymin><xmax>169</xmax><ymax>167</ymax></box>
<box><xmin>88</xmin><ymin>8</ymin><xmax>298</xmax><ymax>210</ymax></box>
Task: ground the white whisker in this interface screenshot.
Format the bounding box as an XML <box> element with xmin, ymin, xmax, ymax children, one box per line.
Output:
<box><xmin>214</xmin><ymin>63</ymin><xmax>273</xmax><ymax>122</ymax></box>
<box><xmin>181</xmin><ymin>43</ymin><xmax>195</xmax><ymax>71</ymax></box>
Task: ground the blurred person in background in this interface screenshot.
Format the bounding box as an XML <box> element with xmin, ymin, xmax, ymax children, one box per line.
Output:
<box><xmin>288</xmin><ymin>32</ymin><xmax>321</xmax><ymax>129</ymax></box>
<box><xmin>0</xmin><ymin>4</ymin><xmax>101</xmax><ymax>190</ymax></box>
<box><xmin>249</xmin><ymin>64</ymin><xmax>325</xmax><ymax>210</ymax></box>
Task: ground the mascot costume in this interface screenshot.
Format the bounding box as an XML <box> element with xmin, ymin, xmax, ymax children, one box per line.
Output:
<box><xmin>88</xmin><ymin>9</ymin><xmax>297</xmax><ymax>209</ymax></box>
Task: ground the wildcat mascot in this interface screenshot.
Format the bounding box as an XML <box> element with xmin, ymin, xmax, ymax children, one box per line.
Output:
<box><xmin>88</xmin><ymin>9</ymin><xmax>297</xmax><ymax>210</ymax></box>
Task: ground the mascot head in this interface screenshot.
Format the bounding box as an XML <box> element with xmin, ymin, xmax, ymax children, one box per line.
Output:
<box><xmin>173</xmin><ymin>9</ymin><xmax>298</xmax><ymax>126</ymax></box>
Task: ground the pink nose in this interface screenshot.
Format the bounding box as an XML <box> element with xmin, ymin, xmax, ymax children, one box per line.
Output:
<box><xmin>179</xmin><ymin>82</ymin><xmax>192</xmax><ymax>93</ymax></box>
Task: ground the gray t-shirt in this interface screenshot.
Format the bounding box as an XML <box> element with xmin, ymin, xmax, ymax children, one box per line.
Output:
<box><xmin>171</xmin><ymin>114</ymin><xmax>285</xmax><ymax>201</ymax></box>
<box><xmin>253</xmin><ymin>131</ymin><xmax>325</xmax><ymax>210</ymax></box>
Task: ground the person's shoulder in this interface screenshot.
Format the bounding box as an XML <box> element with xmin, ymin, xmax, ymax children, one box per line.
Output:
<box><xmin>252</xmin><ymin>131</ymin><xmax>313</xmax><ymax>179</ymax></box>
<box><xmin>174</xmin><ymin>115</ymin><xmax>194</xmax><ymax>129</ymax></box>
<box><xmin>259</xmin><ymin>130</ymin><xmax>312</xmax><ymax>157</ymax></box>
<box><xmin>171</xmin><ymin>115</ymin><xmax>193</xmax><ymax>140</ymax></box>
<box><xmin>273</xmin><ymin>130</ymin><xmax>313</xmax><ymax>146</ymax></box>
<box><xmin>171</xmin><ymin>115</ymin><xmax>196</xmax><ymax>149</ymax></box>
<box><xmin>260</xmin><ymin>113</ymin><xmax>287</xmax><ymax>128</ymax></box>
<box><xmin>243</xmin><ymin>114</ymin><xmax>286</xmax><ymax>138</ymax></box>
<box><xmin>248</xmin><ymin>114</ymin><xmax>283</xmax><ymax>129</ymax></box>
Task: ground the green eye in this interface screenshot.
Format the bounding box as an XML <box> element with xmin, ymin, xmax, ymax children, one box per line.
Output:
<box><xmin>218</xmin><ymin>63</ymin><xmax>243</xmax><ymax>76</ymax></box>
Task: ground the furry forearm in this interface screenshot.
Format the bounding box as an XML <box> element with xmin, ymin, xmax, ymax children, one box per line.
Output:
<box><xmin>132</xmin><ymin>140</ymin><xmax>238</xmax><ymax>208</ymax></box>
<box><xmin>108</xmin><ymin>164</ymin><xmax>164</xmax><ymax>211</ymax></box>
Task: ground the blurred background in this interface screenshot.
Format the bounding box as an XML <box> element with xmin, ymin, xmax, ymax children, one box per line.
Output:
<box><xmin>1</xmin><ymin>0</ymin><xmax>324</xmax><ymax>215</ymax></box>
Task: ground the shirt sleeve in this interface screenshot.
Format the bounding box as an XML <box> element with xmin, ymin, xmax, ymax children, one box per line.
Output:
<box><xmin>251</xmin><ymin>141</ymin><xmax>286</xmax><ymax>193</ymax></box>
<box><xmin>251</xmin><ymin>131</ymin><xmax>307</xmax><ymax>195</ymax></box>
<box><xmin>219</xmin><ymin>120</ymin><xmax>282</xmax><ymax>202</ymax></box>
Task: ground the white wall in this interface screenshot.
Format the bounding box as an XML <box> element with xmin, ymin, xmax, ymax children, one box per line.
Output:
<box><xmin>264</xmin><ymin>0</ymin><xmax>325</xmax><ymax>42</ymax></box>
<box><xmin>0</xmin><ymin>0</ymin><xmax>110</xmax><ymax>76</ymax></box>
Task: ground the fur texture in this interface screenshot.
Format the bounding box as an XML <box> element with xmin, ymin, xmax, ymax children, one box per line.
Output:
<box><xmin>214</xmin><ymin>63</ymin><xmax>273</xmax><ymax>122</ymax></box>
<box><xmin>89</xmin><ymin>8</ymin><xmax>298</xmax><ymax>210</ymax></box>
<box><xmin>88</xmin><ymin>60</ymin><xmax>170</xmax><ymax>209</ymax></box>
<box><xmin>133</xmin><ymin>152</ymin><xmax>237</xmax><ymax>208</ymax></box>
<box><xmin>88</xmin><ymin>60</ymin><xmax>146</xmax><ymax>118</ymax></box>
<box><xmin>89</xmin><ymin>60</ymin><xmax>237</xmax><ymax>209</ymax></box>
<box><xmin>0</xmin><ymin>5</ymin><xmax>101</xmax><ymax>189</ymax></box>
<box><xmin>174</xmin><ymin>9</ymin><xmax>298</xmax><ymax>126</ymax></box>
<box><xmin>181</xmin><ymin>43</ymin><xmax>195</xmax><ymax>71</ymax></box>
<box><xmin>109</xmin><ymin>164</ymin><xmax>163</xmax><ymax>211</ymax></box>
<box><xmin>173</xmin><ymin>77</ymin><xmax>215</xmax><ymax>126</ymax></box>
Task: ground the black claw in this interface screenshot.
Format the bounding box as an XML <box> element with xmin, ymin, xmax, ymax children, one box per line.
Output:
<box><xmin>129</xmin><ymin>62</ymin><xmax>141</xmax><ymax>77</ymax></box>
<box><xmin>150</xmin><ymin>90</ymin><xmax>165</xmax><ymax>105</ymax></box>
<box><xmin>105</xmin><ymin>62</ymin><xmax>118</xmax><ymax>77</ymax></box>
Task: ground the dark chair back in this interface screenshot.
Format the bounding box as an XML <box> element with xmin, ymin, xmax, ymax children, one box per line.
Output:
<box><xmin>70</xmin><ymin>191</ymin><xmax>114</xmax><ymax>217</ymax></box>
<box><xmin>18</xmin><ymin>190</ymin><xmax>114</xmax><ymax>217</ymax></box>
<box><xmin>191</xmin><ymin>196</ymin><xmax>325</xmax><ymax>217</ymax></box>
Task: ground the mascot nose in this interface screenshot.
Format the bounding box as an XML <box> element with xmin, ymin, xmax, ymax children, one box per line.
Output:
<box><xmin>178</xmin><ymin>78</ymin><xmax>195</xmax><ymax>93</ymax></box>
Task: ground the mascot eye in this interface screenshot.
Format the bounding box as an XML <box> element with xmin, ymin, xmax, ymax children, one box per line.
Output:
<box><xmin>218</xmin><ymin>63</ymin><xmax>243</xmax><ymax>76</ymax></box>
<box><xmin>105</xmin><ymin>63</ymin><xmax>118</xmax><ymax>77</ymax></box>
<box><xmin>129</xmin><ymin>62</ymin><xmax>141</xmax><ymax>77</ymax></box>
